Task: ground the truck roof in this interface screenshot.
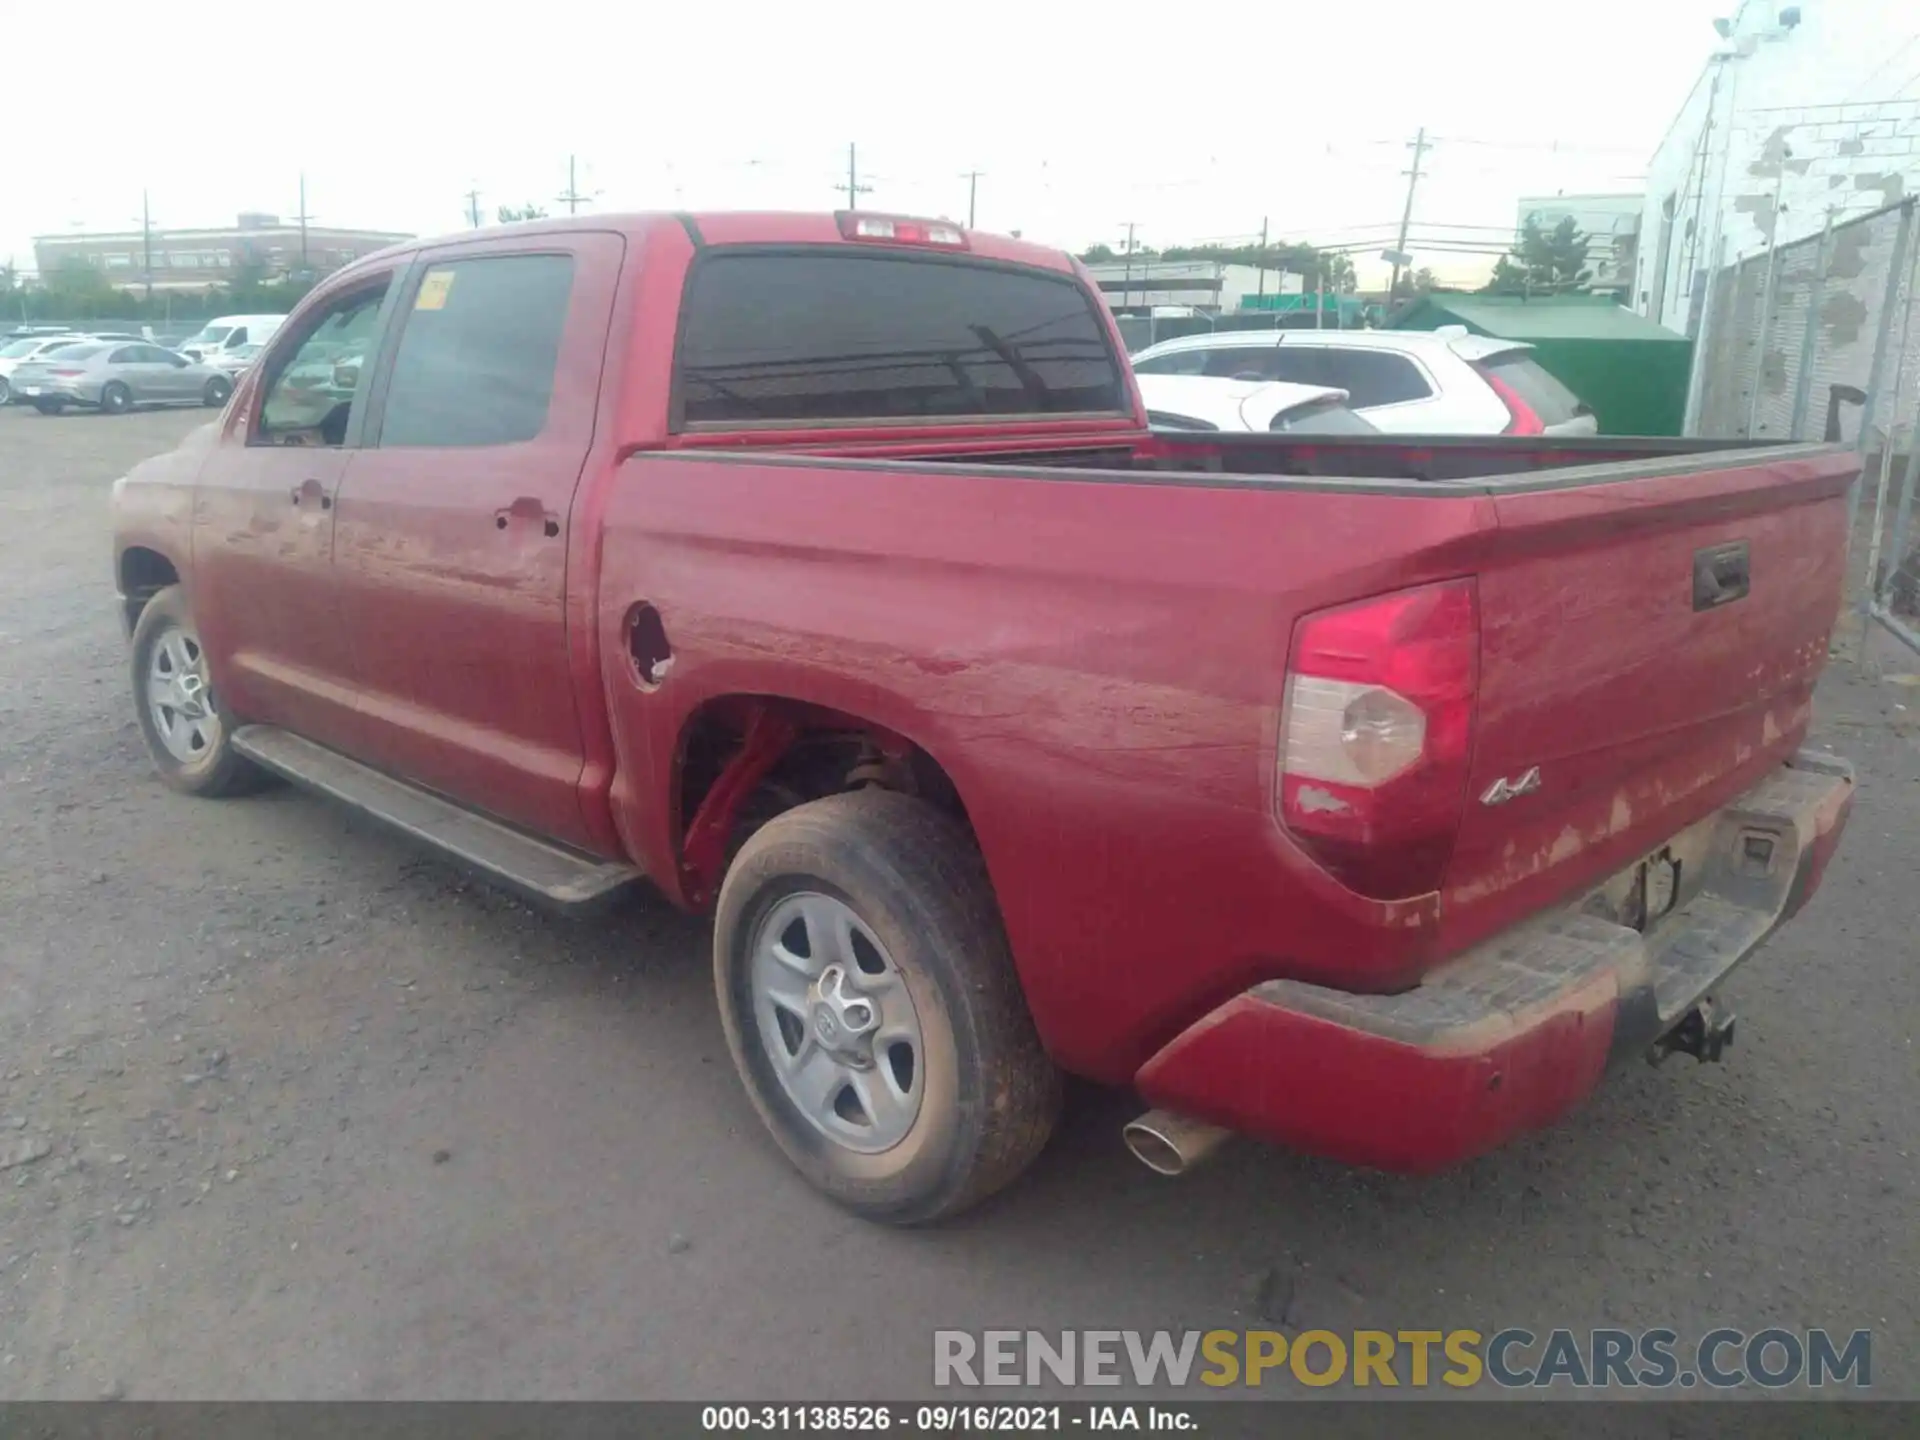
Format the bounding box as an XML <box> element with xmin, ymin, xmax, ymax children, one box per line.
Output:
<box><xmin>339</xmin><ymin>211</ymin><xmax>1079</xmax><ymax>280</ymax></box>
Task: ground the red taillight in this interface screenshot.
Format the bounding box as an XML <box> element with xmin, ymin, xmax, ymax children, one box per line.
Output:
<box><xmin>50</xmin><ymin>368</ymin><xmax>85</xmax><ymax>377</ymax></box>
<box><xmin>836</xmin><ymin>211</ymin><xmax>968</xmax><ymax>248</ymax></box>
<box><xmin>1277</xmin><ymin>579</ymin><xmax>1479</xmax><ymax>900</ymax></box>
<box><xmin>1479</xmin><ymin>367</ymin><xmax>1544</xmax><ymax>435</ymax></box>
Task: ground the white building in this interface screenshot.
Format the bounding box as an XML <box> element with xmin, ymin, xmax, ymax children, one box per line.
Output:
<box><xmin>1515</xmin><ymin>194</ymin><xmax>1642</xmax><ymax>292</ymax></box>
<box><xmin>1082</xmin><ymin>259</ymin><xmax>1302</xmax><ymax>315</ymax></box>
<box><xmin>1637</xmin><ymin>0</ymin><xmax>1920</xmax><ymax>334</ymax></box>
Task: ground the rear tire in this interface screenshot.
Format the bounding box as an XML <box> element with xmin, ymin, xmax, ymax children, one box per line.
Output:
<box><xmin>101</xmin><ymin>382</ymin><xmax>132</xmax><ymax>415</ymax></box>
<box><xmin>0</xmin><ymin>377</ymin><xmax>10</xmax><ymax>406</ymax></box>
<box><xmin>714</xmin><ymin>789</ymin><xmax>1060</xmax><ymax>1224</ymax></box>
<box><xmin>129</xmin><ymin>585</ymin><xmax>270</xmax><ymax>798</ymax></box>
<box><xmin>203</xmin><ymin>375</ymin><xmax>232</xmax><ymax>407</ymax></box>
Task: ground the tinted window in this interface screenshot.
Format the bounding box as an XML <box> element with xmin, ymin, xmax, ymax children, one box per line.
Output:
<box><xmin>257</xmin><ymin>283</ymin><xmax>391</xmax><ymax>447</ymax></box>
<box><xmin>1200</xmin><ymin>345</ymin><xmax>1298</xmax><ymax>382</ymax></box>
<box><xmin>1284</xmin><ymin>346</ymin><xmax>1433</xmax><ymax>407</ymax></box>
<box><xmin>1476</xmin><ymin>353</ymin><xmax>1586</xmax><ymax>425</ymax></box>
<box><xmin>677</xmin><ymin>252</ymin><xmax>1125</xmax><ymax>425</ymax></box>
<box><xmin>1145</xmin><ymin>411</ymin><xmax>1220</xmax><ymax>431</ymax></box>
<box><xmin>110</xmin><ymin>346</ymin><xmax>140</xmax><ymax>364</ymax></box>
<box><xmin>138</xmin><ymin>345</ymin><xmax>178</xmax><ymax>364</ymax></box>
<box><xmin>376</xmin><ymin>254</ymin><xmax>574</xmax><ymax>447</ymax></box>
<box><xmin>1269</xmin><ymin>398</ymin><xmax>1378</xmax><ymax>435</ymax></box>
<box><xmin>1132</xmin><ymin>347</ymin><xmax>1212</xmax><ymax>376</ymax></box>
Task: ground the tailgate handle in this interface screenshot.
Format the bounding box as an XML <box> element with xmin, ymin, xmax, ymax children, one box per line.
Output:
<box><xmin>1693</xmin><ymin>541</ymin><xmax>1750</xmax><ymax>611</ymax></box>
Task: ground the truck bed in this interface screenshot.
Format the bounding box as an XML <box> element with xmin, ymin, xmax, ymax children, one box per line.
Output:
<box><xmin>604</xmin><ymin>433</ymin><xmax>1856</xmax><ymax>1079</ymax></box>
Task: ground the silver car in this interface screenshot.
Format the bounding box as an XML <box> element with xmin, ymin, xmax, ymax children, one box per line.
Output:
<box><xmin>7</xmin><ymin>341</ymin><xmax>234</xmax><ymax>415</ymax></box>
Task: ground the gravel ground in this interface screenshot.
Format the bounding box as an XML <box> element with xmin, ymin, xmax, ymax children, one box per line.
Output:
<box><xmin>0</xmin><ymin>405</ymin><xmax>1915</xmax><ymax>1402</ymax></box>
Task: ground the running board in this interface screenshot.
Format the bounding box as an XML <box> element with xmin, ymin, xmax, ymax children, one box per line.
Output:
<box><xmin>231</xmin><ymin>725</ymin><xmax>643</xmax><ymax>914</ymax></box>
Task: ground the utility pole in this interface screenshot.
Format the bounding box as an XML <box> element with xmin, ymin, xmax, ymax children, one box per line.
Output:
<box><xmin>1388</xmin><ymin>126</ymin><xmax>1429</xmax><ymax>299</ymax></box>
<box><xmin>464</xmin><ymin>187</ymin><xmax>483</xmax><ymax>228</ymax></box>
<box><xmin>962</xmin><ymin>169</ymin><xmax>983</xmax><ymax>228</ymax></box>
<box><xmin>294</xmin><ymin>172</ymin><xmax>312</xmax><ymax>277</ymax></box>
<box><xmin>844</xmin><ymin>144</ymin><xmax>872</xmax><ymax>209</ymax></box>
<box><xmin>1257</xmin><ymin>216</ymin><xmax>1269</xmax><ymax>300</ymax></box>
<box><xmin>557</xmin><ymin>155</ymin><xmax>588</xmax><ymax>215</ymax></box>
<box><xmin>1121</xmin><ymin>222</ymin><xmax>1138</xmax><ymax>311</ymax></box>
<box><xmin>140</xmin><ymin>190</ymin><xmax>153</xmax><ymax>305</ymax></box>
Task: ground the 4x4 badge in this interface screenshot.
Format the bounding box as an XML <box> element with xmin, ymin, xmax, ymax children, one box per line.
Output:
<box><xmin>1480</xmin><ymin>767</ymin><xmax>1542</xmax><ymax>806</ymax></box>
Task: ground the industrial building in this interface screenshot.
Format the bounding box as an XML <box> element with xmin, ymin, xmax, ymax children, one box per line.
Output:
<box><xmin>1636</xmin><ymin>0</ymin><xmax>1920</xmax><ymax>335</ymax></box>
<box><xmin>32</xmin><ymin>212</ymin><xmax>412</xmax><ymax>293</ymax></box>
<box><xmin>1082</xmin><ymin>258</ymin><xmax>1303</xmax><ymax>316</ymax></box>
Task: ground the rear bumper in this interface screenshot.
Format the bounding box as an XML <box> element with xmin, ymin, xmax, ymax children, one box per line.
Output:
<box><xmin>1133</xmin><ymin>750</ymin><xmax>1855</xmax><ymax>1172</ymax></box>
<box><xmin>11</xmin><ymin>380</ymin><xmax>97</xmax><ymax>406</ymax></box>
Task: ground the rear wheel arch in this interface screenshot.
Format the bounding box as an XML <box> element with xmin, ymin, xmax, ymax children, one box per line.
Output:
<box><xmin>677</xmin><ymin>693</ymin><xmax>970</xmax><ymax>820</ymax></box>
<box><xmin>667</xmin><ymin>694</ymin><xmax>980</xmax><ymax>906</ymax></box>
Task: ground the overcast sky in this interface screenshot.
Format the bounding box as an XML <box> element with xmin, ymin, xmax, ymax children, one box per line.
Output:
<box><xmin>4</xmin><ymin>0</ymin><xmax>1730</xmax><ymax>288</ymax></box>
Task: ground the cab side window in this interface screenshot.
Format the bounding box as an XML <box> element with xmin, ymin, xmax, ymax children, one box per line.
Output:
<box><xmin>253</xmin><ymin>282</ymin><xmax>392</xmax><ymax>448</ymax></box>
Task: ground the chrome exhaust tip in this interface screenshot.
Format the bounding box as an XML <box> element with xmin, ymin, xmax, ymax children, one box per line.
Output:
<box><xmin>1123</xmin><ymin>1109</ymin><xmax>1233</xmax><ymax>1177</ymax></box>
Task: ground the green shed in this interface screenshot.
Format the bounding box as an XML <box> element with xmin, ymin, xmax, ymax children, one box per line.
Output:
<box><xmin>1390</xmin><ymin>292</ymin><xmax>1693</xmax><ymax>436</ymax></box>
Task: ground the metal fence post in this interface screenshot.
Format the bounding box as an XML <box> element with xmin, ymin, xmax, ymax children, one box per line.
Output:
<box><xmin>1881</xmin><ymin>425</ymin><xmax>1920</xmax><ymax>622</ymax></box>
<box><xmin>1844</xmin><ymin>200</ymin><xmax>1915</xmax><ymax>580</ymax></box>
<box><xmin>1746</xmin><ymin>234</ymin><xmax>1785</xmax><ymax>438</ymax></box>
<box><xmin>1862</xmin><ymin>230</ymin><xmax>1920</xmax><ymax>619</ymax></box>
<box><xmin>1788</xmin><ymin>212</ymin><xmax>1833</xmax><ymax>441</ymax></box>
<box><xmin>1854</xmin><ymin>199</ymin><xmax>1916</xmax><ymax>456</ymax></box>
<box><xmin>1684</xmin><ymin>236</ymin><xmax>1730</xmax><ymax>436</ymax></box>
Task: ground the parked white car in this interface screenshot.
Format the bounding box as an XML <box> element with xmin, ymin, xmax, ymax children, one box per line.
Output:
<box><xmin>0</xmin><ymin>334</ymin><xmax>88</xmax><ymax>405</ymax></box>
<box><xmin>1129</xmin><ymin>327</ymin><xmax>1597</xmax><ymax>436</ymax></box>
<box><xmin>1136</xmin><ymin>375</ymin><xmax>1377</xmax><ymax>434</ymax></box>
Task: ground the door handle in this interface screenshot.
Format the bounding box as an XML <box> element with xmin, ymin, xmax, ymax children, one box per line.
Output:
<box><xmin>290</xmin><ymin>478</ymin><xmax>332</xmax><ymax>510</ymax></box>
<box><xmin>494</xmin><ymin>496</ymin><xmax>560</xmax><ymax>538</ymax></box>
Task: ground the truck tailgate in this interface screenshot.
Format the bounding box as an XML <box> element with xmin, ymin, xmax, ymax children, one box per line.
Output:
<box><xmin>1440</xmin><ymin>449</ymin><xmax>1856</xmax><ymax>946</ymax></box>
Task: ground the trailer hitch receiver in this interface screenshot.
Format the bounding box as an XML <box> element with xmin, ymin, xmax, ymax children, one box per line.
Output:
<box><xmin>1650</xmin><ymin>996</ymin><xmax>1737</xmax><ymax>1066</ymax></box>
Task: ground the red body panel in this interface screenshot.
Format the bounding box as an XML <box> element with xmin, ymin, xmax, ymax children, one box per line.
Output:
<box><xmin>108</xmin><ymin>209</ymin><xmax>1862</xmax><ymax>1170</ymax></box>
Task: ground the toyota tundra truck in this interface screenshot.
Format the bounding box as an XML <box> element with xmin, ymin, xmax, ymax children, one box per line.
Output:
<box><xmin>109</xmin><ymin>210</ymin><xmax>1857</xmax><ymax>1223</ymax></box>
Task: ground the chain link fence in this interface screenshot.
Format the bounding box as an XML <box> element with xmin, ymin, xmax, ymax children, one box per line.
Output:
<box><xmin>1694</xmin><ymin>198</ymin><xmax>1920</xmax><ymax>653</ymax></box>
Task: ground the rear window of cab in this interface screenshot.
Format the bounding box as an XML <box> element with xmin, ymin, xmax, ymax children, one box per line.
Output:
<box><xmin>674</xmin><ymin>251</ymin><xmax>1127</xmax><ymax>427</ymax></box>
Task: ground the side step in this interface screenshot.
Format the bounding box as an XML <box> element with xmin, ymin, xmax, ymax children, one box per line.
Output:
<box><xmin>231</xmin><ymin>725</ymin><xmax>644</xmax><ymax>914</ymax></box>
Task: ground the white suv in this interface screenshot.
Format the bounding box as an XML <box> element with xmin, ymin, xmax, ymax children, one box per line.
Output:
<box><xmin>1128</xmin><ymin>327</ymin><xmax>1597</xmax><ymax>436</ymax></box>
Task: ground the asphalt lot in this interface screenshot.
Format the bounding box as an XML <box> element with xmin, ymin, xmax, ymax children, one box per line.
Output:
<box><xmin>0</xmin><ymin>404</ymin><xmax>1916</xmax><ymax>1402</ymax></box>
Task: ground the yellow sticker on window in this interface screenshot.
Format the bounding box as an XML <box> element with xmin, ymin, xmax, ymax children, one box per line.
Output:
<box><xmin>414</xmin><ymin>269</ymin><xmax>456</xmax><ymax>311</ymax></box>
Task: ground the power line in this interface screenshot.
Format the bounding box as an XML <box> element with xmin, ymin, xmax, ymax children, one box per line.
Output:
<box><xmin>1841</xmin><ymin>34</ymin><xmax>1920</xmax><ymax>103</ymax></box>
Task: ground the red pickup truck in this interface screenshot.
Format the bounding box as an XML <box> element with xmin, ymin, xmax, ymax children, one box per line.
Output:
<box><xmin>111</xmin><ymin>211</ymin><xmax>1857</xmax><ymax>1223</ymax></box>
